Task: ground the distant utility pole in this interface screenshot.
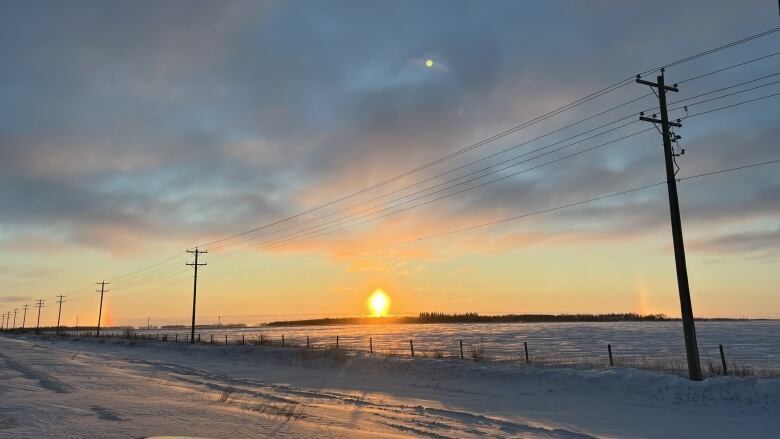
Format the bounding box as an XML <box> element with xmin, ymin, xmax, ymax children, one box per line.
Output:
<box><xmin>1</xmin><ymin>313</ymin><xmax>5</xmax><ymax>330</ymax></box>
<box><xmin>75</xmin><ymin>315</ymin><xmax>79</xmax><ymax>329</ymax></box>
<box><xmin>56</xmin><ymin>294</ymin><xmax>66</xmax><ymax>336</ymax></box>
<box><xmin>13</xmin><ymin>308</ymin><xmax>18</xmax><ymax>329</ymax></box>
<box><xmin>637</xmin><ymin>69</ymin><xmax>702</xmax><ymax>381</ymax></box>
<box><xmin>21</xmin><ymin>304</ymin><xmax>29</xmax><ymax>329</ymax></box>
<box><xmin>147</xmin><ymin>317</ymin><xmax>150</xmax><ymax>330</ymax></box>
<box><xmin>96</xmin><ymin>281</ymin><xmax>109</xmax><ymax>337</ymax></box>
<box><xmin>186</xmin><ymin>247</ymin><xmax>207</xmax><ymax>344</ymax></box>
<box><xmin>35</xmin><ymin>299</ymin><xmax>45</xmax><ymax>331</ymax></box>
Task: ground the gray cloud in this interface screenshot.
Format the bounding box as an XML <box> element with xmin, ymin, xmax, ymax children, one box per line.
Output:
<box><xmin>0</xmin><ymin>0</ymin><xmax>778</xmax><ymax>258</ymax></box>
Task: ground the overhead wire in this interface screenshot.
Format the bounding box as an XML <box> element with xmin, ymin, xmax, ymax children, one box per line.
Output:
<box><xmin>53</xmin><ymin>27</ymin><xmax>780</xmax><ymax>299</ymax></box>
<box><xmin>210</xmin><ymin>79</ymin><xmax>780</xmax><ymax>260</ymax></box>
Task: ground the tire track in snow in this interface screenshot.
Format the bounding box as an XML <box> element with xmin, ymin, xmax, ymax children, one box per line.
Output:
<box><xmin>0</xmin><ymin>350</ymin><xmax>70</xmax><ymax>394</ymax></box>
<box><xmin>117</xmin><ymin>357</ymin><xmax>595</xmax><ymax>438</ymax></box>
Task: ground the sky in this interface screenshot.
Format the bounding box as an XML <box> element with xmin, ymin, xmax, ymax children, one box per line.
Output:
<box><xmin>1</xmin><ymin>0</ymin><xmax>779</xmax><ymax>327</ymax></box>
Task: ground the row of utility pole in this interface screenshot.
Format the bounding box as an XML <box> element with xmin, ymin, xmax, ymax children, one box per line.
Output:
<box><xmin>2</xmin><ymin>246</ymin><xmax>208</xmax><ymax>347</ymax></box>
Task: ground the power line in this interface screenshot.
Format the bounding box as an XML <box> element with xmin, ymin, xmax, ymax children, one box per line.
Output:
<box><xmin>217</xmin><ymin>125</ymin><xmax>653</xmax><ymax>260</ymax></box>
<box><xmin>212</xmin><ymin>116</ymin><xmax>646</xmax><ymax>260</ymax></box>
<box><xmin>210</xmin><ymin>55</ymin><xmax>780</xmax><ymax>260</ymax></box>
<box><xmin>677</xmin><ymin>50</ymin><xmax>780</xmax><ymax>84</ymax></box>
<box><xmin>638</xmin><ymin>26</ymin><xmax>780</xmax><ymax>76</ymax></box>
<box><xmin>88</xmin><ymin>155</ymin><xmax>780</xmax><ymax>302</ymax></box>
<box><xmin>66</xmin><ymin>68</ymin><xmax>780</xmax><ymax>292</ymax></box>
<box><xmin>49</xmin><ymin>27</ymin><xmax>780</xmax><ymax>303</ymax></box>
<box><xmin>60</xmin><ymin>81</ymin><xmax>780</xmax><ymax>303</ymax></box>
<box><xmin>200</xmin><ymin>77</ymin><xmax>637</xmax><ymax>249</ymax></box>
<box><xmin>213</xmin><ymin>83</ymin><xmax>780</xmax><ymax>261</ymax></box>
<box><xmin>200</xmin><ymin>27</ymin><xmax>780</xmax><ymax>251</ymax></box>
<box><xmin>203</xmin><ymin>157</ymin><xmax>780</xmax><ymax>277</ymax></box>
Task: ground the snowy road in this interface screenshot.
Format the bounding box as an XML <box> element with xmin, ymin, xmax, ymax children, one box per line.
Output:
<box><xmin>0</xmin><ymin>335</ymin><xmax>777</xmax><ymax>438</ymax></box>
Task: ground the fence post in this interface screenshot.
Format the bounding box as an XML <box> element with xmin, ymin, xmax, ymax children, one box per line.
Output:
<box><xmin>409</xmin><ymin>339</ymin><xmax>415</xmax><ymax>358</ymax></box>
<box><xmin>281</xmin><ymin>334</ymin><xmax>285</xmax><ymax>348</ymax></box>
<box><xmin>719</xmin><ymin>344</ymin><xmax>728</xmax><ymax>375</ymax></box>
<box><xmin>225</xmin><ymin>334</ymin><xmax>228</xmax><ymax>345</ymax></box>
<box><xmin>336</xmin><ymin>335</ymin><xmax>339</xmax><ymax>349</ymax></box>
<box><xmin>307</xmin><ymin>336</ymin><xmax>310</xmax><ymax>349</ymax></box>
<box><xmin>242</xmin><ymin>334</ymin><xmax>245</xmax><ymax>345</ymax></box>
<box><xmin>175</xmin><ymin>334</ymin><xmax>178</xmax><ymax>343</ymax></box>
<box><xmin>459</xmin><ymin>340</ymin><xmax>464</xmax><ymax>359</ymax></box>
<box><xmin>369</xmin><ymin>337</ymin><xmax>373</xmax><ymax>355</ymax></box>
<box><xmin>197</xmin><ymin>333</ymin><xmax>200</xmax><ymax>343</ymax></box>
<box><xmin>608</xmin><ymin>344</ymin><xmax>614</xmax><ymax>367</ymax></box>
<box><xmin>524</xmin><ymin>342</ymin><xmax>529</xmax><ymax>363</ymax></box>
<box><xmin>210</xmin><ymin>334</ymin><xmax>214</xmax><ymax>344</ymax></box>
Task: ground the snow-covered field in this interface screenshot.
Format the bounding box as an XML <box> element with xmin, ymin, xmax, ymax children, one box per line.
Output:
<box><xmin>132</xmin><ymin>320</ymin><xmax>780</xmax><ymax>369</ymax></box>
<box><xmin>1</xmin><ymin>334</ymin><xmax>778</xmax><ymax>438</ymax></box>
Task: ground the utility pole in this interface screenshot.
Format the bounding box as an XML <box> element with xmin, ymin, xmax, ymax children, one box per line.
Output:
<box><xmin>35</xmin><ymin>299</ymin><xmax>45</xmax><ymax>331</ymax></box>
<box><xmin>1</xmin><ymin>313</ymin><xmax>5</xmax><ymax>330</ymax></box>
<box><xmin>21</xmin><ymin>304</ymin><xmax>29</xmax><ymax>329</ymax></box>
<box><xmin>56</xmin><ymin>295</ymin><xmax>66</xmax><ymax>336</ymax></box>
<box><xmin>13</xmin><ymin>308</ymin><xmax>18</xmax><ymax>329</ymax></box>
<box><xmin>147</xmin><ymin>317</ymin><xmax>150</xmax><ymax>330</ymax></box>
<box><xmin>75</xmin><ymin>315</ymin><xmax>79</xmax><ymax>328</ymax></box>
<box><xmin>637</xmin><ymin>68</ymin><xmax>702</xmax><ymax>381</ymax></box>
<box><xmin>186</xmin><ymin>247</ymin><xmax>207</xmax><ymax>344</ymax></box>
<box><xmin>96</xmin><ymin>281</ymin><xmax>109</xmax><ymax>337</ymax></box>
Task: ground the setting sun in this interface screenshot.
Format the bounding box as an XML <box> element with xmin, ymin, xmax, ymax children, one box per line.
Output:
<box><xmin>368</xmin><ymin>289</ymin><xmax>391</xmax><ymax>317</ymax></box>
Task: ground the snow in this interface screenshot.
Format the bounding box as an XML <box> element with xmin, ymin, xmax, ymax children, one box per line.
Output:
<box><xmin>136</xmin><ymin>320</ymin><xmax>780</xmax><ymax>369</ymax></box>
<box><xmin>1</xmin><ymin>333</ymin><xmax>778</xmax><ymax>438</ymax></box>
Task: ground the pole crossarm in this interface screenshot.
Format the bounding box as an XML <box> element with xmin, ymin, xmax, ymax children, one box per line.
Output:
<box><xmin>639</xmin><ymin>116</ymin><xmax>682</xmax><ymax>127</ymax></box>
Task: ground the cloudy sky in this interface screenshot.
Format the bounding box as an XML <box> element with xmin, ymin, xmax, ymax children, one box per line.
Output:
<box><xmin>1</xmin><ymin>0</ymin><xmax>779</xmax><ymax>326</ymax></box>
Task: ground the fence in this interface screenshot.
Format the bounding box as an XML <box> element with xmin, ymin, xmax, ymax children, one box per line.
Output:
<box><xmin>22</xmin><ymin>328</ymin><xmax>779</xmax><ymax>379</ymax></box>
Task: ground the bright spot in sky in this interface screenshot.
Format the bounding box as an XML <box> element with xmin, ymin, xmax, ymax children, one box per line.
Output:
<box><xmin>368</xmin><ymin>289</ymin><xmax>391</xmax><ymax>317</ymax></box>
<box><xmin>425</xmin><ymin>59</ymin><xmax>434</xmax><ymax>68</ymax></box>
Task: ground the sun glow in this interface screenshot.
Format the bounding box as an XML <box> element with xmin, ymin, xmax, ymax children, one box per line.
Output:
<box><xmin>368</xmin><ymin>289</ymin><xmax>391</xmax><ymax>317</ymax></box>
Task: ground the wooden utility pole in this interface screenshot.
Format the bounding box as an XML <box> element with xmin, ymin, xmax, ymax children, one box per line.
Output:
<box><xmin>21</xmin><ymin>304</ymin><xmax>29</xmax><ymax>329</ymax></box>
<box><xmin>96</xmin><ymin>281</ymin><xmax>109</xmax><ymax>337</ymax></box>
<box><xmin>35</xmin><ymin>299</ymin><xmax>45</xmax><ymax>331</ymax></box>
<box><xmin>12</xmin><ymin>308</ymin><xmax>18</xmax><ymax>329</ymax></box>
<box><xmin>56</xmin><ymin>295</ymin><xmax>66</xmax><ymax>335</ymax></box>
<box><xmin>637</xmin><ymin>69</ymin><xmax>702</xmax><ymax>381</ymax></box>
<box><xmin>186</xmin><ymin>248</ymin><xmax>207</xmax><ymax>344</ymax></box>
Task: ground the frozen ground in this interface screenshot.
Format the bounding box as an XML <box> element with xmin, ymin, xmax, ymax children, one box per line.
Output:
<box><xmin>0</xmin><ymin>334</ymin><xmax>778</xmax><ymax>438</ymax></box>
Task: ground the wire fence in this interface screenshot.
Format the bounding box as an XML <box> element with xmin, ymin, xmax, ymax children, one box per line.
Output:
<box><xmin>17</xmin><ymin>327</ymin><xmax>779</xmax><ymax>379</ymax></box>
